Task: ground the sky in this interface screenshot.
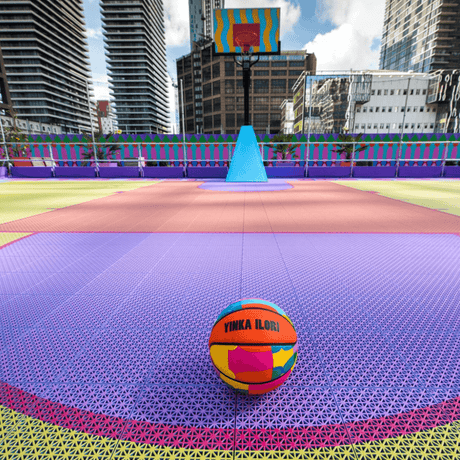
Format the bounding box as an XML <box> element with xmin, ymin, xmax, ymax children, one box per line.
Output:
<box><xmin>82</xmin><ymin>0</ymin><xmax>386</xmax><ymax>130</ymax></box>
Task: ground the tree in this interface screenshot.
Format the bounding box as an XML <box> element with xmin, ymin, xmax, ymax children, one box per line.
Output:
<box><xmin>332</xmin><ymin>132</ymin><xmax>370</xmax><ymax>165</ymax></box>
<box><xmin>0</xmin><ymin>115</ymin><xmax>28</xmax><ymax>166</ymax></box>
<box><xmin>266</xmin><ymin>133</ymin><xmax>300</xmax><ymax>164</ymax></box>
<box><xmin>81</xmin><ymin>131</ymin><xmax>121</xmax><ymax>166</ymax></box>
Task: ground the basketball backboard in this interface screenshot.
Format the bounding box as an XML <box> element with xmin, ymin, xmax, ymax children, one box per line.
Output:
<box><xmin>213</xmin><ymin>8</ymin><xmax>280</xmax><ymax>56</ymax></box>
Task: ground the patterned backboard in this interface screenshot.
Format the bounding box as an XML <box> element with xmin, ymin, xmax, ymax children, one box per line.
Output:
<box><xmin>214</xmin><ymin>8</ymin><xmax>280</xmax><ymax>55</ymax></box>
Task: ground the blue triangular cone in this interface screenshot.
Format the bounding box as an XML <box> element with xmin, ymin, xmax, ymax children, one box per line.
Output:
<box><xmin>226</xmin><ymin>126</ymin><xmax>268</xmax><ymax>182</ymax></box>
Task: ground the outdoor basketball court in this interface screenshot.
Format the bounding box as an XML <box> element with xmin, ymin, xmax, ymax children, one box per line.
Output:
<box><xmin>0</xmin><ymin>177</ymin><xmax>459</xmax><ymax>459</ymax></box>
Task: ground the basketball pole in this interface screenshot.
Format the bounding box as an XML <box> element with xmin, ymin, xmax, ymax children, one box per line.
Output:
<box><xmin>235</xmin><ymin>51</ymin><xmax>259</xmax><ymax>127</ymax></box>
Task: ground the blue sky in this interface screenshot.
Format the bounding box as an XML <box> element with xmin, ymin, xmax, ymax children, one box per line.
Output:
<box><xmin>82</xmin><ymin>0</ymin><xmax>386</xmax><ymax>127</ymax></box>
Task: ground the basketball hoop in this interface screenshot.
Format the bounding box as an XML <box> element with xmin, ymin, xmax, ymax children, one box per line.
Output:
<box><xmin>235</xmin><ymin>31</ymin><xmax>258</xmax><ymax>55</ymax></box>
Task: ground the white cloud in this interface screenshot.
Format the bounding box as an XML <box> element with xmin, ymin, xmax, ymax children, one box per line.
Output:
<box><xmin>90</xmin><ymin>73</ymin><xmax>112</xmax><ymax>102</ymax></box>
<box><xmin>164</xmin><ymin>0</ymin><xmax>190</xmax><ymax>47</ymax></box>
<box><xmin>305</xmin><ymin>0</ymin><xmax>385</xmax><ymax>71</ymax></box>
<box><xmin>85</xmin><ymin>28</ymin><xmax>103</xmax><ymax>39</ymax></box>
<box><xmin>226</xmin><ymin>0</ymin><xmax>301</xmax><ymax>36</ymax></box>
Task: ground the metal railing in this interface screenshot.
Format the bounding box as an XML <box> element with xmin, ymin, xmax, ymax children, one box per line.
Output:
<box><xmin>1</xmin><ymin>140</ymin><xmax>459</xmax><ymax>178</ymax></box>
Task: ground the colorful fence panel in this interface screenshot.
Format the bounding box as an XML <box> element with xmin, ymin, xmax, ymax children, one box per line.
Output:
<box><xmin>2</xmin><ymin>133</ymin><xmax>458</xmax><ymax>167</ymax></box>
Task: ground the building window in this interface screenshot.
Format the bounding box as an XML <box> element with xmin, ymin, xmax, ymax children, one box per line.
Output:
<box><xmin>368</xmin><ymin>124</ymin><xmax>372</xmax><ymax>129</ymax></box>
<box><xmin>356</xmin><ymin>107</ymin><xmax>361</xmax><ymax>112</ymax></box>
<box><xmin>225</xmin><ymin>61</ymin><xmax>234</xmax><ymax>76</ymax></box>
<box><xmin>225</xmin><ymin>80</ymin><xmax>235</xmax><ymax>94</ymax></box>
<box><xmin>386</xmin><ymin>124</ymin><xmax>390</xmax><ymax>129</ymax></box>
<box><xmin>363</xmin><ymin>107</ymin><xmax>367</xmax><ymax>112</ymax></box>
<box><xmin>212</xmin><ymin>63</ymin><xmax>220</xmax><ymax>79</ymax></box>
<box><xmin>271</xmin><ymin>79</ymin><xmax>286</xmax><ymax>93</ymax></box>
<box><xmin>411</xmin><ymin>123</ymin><xmax>415</xmax><ymax>130</ymax></box>
<box><xmin>420</xmin><ymin>107</ymin><xmax>424</xmax><ymax>112</ymax></box>
<box><xmin>186</xmin><ymin>104</ymin><xmax>194</xmax><ymax>117</ymax></box>
<box><xmin>407</xmin><ymin>107</ymin><xmax>411</xmax><ymax>112</ymax></box>
<box><xmin>423</xmin><ymin>89</ymin><xmax>427</xmax><ymax>95</ymax></box>
<box><xmin>289</xmin><ymin>61</ymin><xmax>305</xmax><ymax>67</ymax></box>
<box><xmin>213</xmin><ymin>80</ymin><xmax>220</xmax><ymax>95</ymax></box>
<box><xmin>399</xmin><ymin>124</ymin><xmax>402</xmax><ymax>129</ymax></box>
<box><xmin>272</xmin><ymin>70</ymin><xmax>287</xmax><ymax>76</ymax></box>
<box><xmin>254</xmin><ymin>70</ymin><xmax>269</xmax><ymax>76</ymax></box>
<box><xmin>203</xmin><ymin>83</ymin><xmax>212</xmax><ymax>98</ymax></box>
<box><xmin>377</xmin><ymin>90</ymin><xmax>382</xmax><ymax>95</ymax></box>
<box><xmin>289</xmin><ymin>70</ymin><xmax>303</xmax><ymax>76</ymax></box>
<box><xmin>430</xmin><ymin>123</ymin><xmax>434</xmax><ymax>129</ymax></box>
<box><xmin>237</xmin><ymin>113</ymin><xmax>245</xmax><ymax>127</ymax></box>
<box><xmin>390</xmin><ymin>89</ymin><xmax>394</xmax><ymax>95</ymax></box>
<box><xmin>203</xmin><ymin>66</ymin><xmax>211</xmax><ymax>82</ymax></box>
<box><xmin>417</xmin><ymin>123</ymin><xmax>421</xmax><ymax>129</ymax></box>
<box><xmin>382</xmin><ymin>107</ymin><xmax>386</xmax><ymax>112</ymax></box>
<box><xmin>416</xmin><ymin>89</ymin><xmax>420</xmax><ymax>95</ymax></box>
<box><xmin>214</xmin><ymin>114</ymin><xmax>221</xmax><ymax>129</ymax></box>
<box><xmin>204</xmin><ymin>116</ymin><xmax>213</xmax><ymax>130</ymax></box>
<box><xmin>186</xmin><ymin>119</ymin><xmax>194</xmax><ymax>131</ymax></box>
<box><xmin>204</xmin><ymin>100</ymin><xmax>213</xmax><ymax>112</ymax></box>
<box><xmin>375</xmin><ymin>107</ymin><xmax>380</xmax><ymax>112</ymax></box>
<box><xmin>254</xmin><ymin>79</ymin><xmax>269</xmax><ymax>93</ymax></box>
<box><xmin>213</xmin><ymin>98</ymin><xmax>221</xmax><ymax>111</ymax></box>
<box><xmin>185</xmin><ymin>89</ymin><xmax>193</xmax><ymax>103</ymax></box>
<box><xmin>226</xmin><ymin>113</ymin><xmax>235</xmax><ymax>127</ymax></box>
<box><xmin>271</xmin><ymin>61</ymin><xmax>287</xmax><ymax>67</ymax></box>
<box><xmin>426</xmin><ymin>107</ymin><xmax>430</xmax><ymax>112</ymax></box>
<box><xmin>369</xmin><ymin>107</ymin><xmax>374</xmax><ymax>112</ymax></box>
<box><xmin>380</xmin><ymin>124</ymin><xmax>384</xmax><ymax>129</ymax></box>
<box><xmin>384</xmin><ymin>89</ymin><xmax>388</xmax><ymax>95</ymax></box>
<box><xmin>404</xmin><ymin>124</ymin><xmax>409</xmax><ymax>129</ymax></box>
<box><xmin>371</xmin><ymin>90</ymin><xmax>375</xmax><ymax>95</ymax></box>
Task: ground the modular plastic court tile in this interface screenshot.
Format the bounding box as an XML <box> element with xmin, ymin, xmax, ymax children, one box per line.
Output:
<box><xmin>1</xmin><ymin>229</ymin><xmax>460</xmax><ymax>459</ymax></box>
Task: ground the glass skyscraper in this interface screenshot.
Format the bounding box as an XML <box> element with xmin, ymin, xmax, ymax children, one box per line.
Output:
<box><xmin>0</xmin><ymin>0</ymin><xmax>94</xmax><ymax>132</ymax></box>
<box><xmin>380</xmin><ymin>0</ymin><xmax>460</xmax><ymax>73</ymax></box>
<box><xmin>101</xmin><ymin>0</ymin><xmax>169</xmax><ymax>134</ymax></box>
<box><xmin>189</xmin><ymin>0</ymin><xmax>225</xmax><ymax>50</ymax></box>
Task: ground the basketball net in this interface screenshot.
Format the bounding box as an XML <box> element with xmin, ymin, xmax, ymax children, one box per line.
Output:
<box><xmin>235</xmin><ymin>31</ymin><xmax>258</xmax><ymax>57</ymax></box>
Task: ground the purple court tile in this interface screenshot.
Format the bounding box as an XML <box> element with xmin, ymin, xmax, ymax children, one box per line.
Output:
<box><xmin>198</xmin><ymin>178</ymin><xmax>293</xmax><ymax>192</ymax></box>
<box><xmin>132</xmin><ymin>385</ymin><xmax>235</xmax><ymax>428</ymax></box>
<box><xmin>1</xmin><ymin>230</ymin><xmax>460</xmax><ymax>440</ymax></box>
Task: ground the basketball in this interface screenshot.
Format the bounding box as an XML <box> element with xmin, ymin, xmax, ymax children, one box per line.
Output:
<box><xmin>209</xmin><ymin>299</ymin><xmax>298</xmax><ymax>395</ymax></box>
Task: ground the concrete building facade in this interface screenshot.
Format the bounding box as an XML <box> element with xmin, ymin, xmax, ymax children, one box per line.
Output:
<box><xmin>100</xmin><ymin>0</ymin><xmax>169</xmax><ymax>134</ymax></box>
<box><xmin>0</xmin><ymin>0</ymin><xmax>94</xmax><ymax>133</ymax></box>
<box><xmin>379</xmin><ymin>0</ymin><xmax>460</xmax><ymax>73</ymax></box>
<box><xmin>176</xmin><ymin>42</ymin><xmax>316</xmax><ymax>135</ymax></box>
<box><xmin>293</xmin><ymin>70</ymin><xmax>442</xmax><ymax>135</ymax></box>
<box><xmin>97</xmin><ymin>100</ymin><xmax>115</xmax><ymax>134</ymax></box>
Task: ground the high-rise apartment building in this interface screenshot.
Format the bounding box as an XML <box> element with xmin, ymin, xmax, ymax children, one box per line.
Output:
<box><xmin>0</xmin><ymin>0</ymin><xmax>94</xmax><ymax>133</ymax></box>
<box><xmin>379</xmin><ymin>0</ymin><xmax>460</xmax><ymax>73</ymax></box>
<box><xmin>0</xmin><ymin>45</ymin><xmax>12</xmax><ymax>116</ymax></box>
<box><xmin>177</xmin><ymin>41</ymin><xmax>316</xmax><ymax>134</ymax></box>
<box><xmin>101</xmin><ymin>0</ymin><xmax>169</xmax><ymax>134</ymax></box>
<box><xmin>189</xmin><ymin>0</ymin><xmax>225</xmax><ymax>50</ymax></box>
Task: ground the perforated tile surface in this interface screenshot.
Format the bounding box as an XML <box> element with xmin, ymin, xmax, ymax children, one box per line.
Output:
<box><xmin>1</xmin><ymin>232</ymin><xmax>460</xmax><ymax>459</ymax></box>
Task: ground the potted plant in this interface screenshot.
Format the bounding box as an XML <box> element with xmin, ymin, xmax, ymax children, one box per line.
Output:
<box><xmin>332</xmin><ymin>131</ymin><xmax>368</xmax><ymax>166</ymax></box>
<box><xmin>266</xmin><ymin>133</ymin><xmax>300</xmax><ymax>166</ymax></box>
<box><xmin>81</xmin><ymin>131</ymin><xmax>121</xmax><ymax>167</ymax></box>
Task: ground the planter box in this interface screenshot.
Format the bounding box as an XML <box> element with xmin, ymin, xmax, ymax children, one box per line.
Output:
<box><xmin>98</xmin><ymin>167</ymin><xmax>140</xmax><ymax>178</ymax></box>
<box><xmin>54</xmin><ymin>167</ymin><xmax>96</xmax><ymax>178</ymax></box>
<box><xmin>11</xmin><ymin>166</ymin><xmax>53</xmax><ymax>178</ymax></box>
<box><xmin>353</xmin><ymin>166</ymin><xmax>396</xmax><ymax>178</ymax></box>
<box><xmin>143</xmin><ymin>166</ymin><xmax>184</xmax><ymax>178</ymax></box>
<box><xmin>187</xmin><ymin>166</ymin><xmax>228</xmax><ymax>178</ymax></box>
<box><xmin>307</xmin><ymin>166</ymin><xmax>351</xmax><ymax>178</ymax></box>
<box><xmin>11</xmin><ymin>158</ymin><xmax>33</xmax><ymax>167</ymax></box>
<box><xmin>265</xmin><ymin>166</ymin><xmax>305</xmax><ymax>178</ymax></box>
<box><xmin>398</xmin><ymin>166</ymin><xmax>442</xmax><ymax>178</ymax></box>
<box><xmin>0</xmin><ymin>166</ymin><xmax>8</xmax><ymax>178</ymax></box>
<box><xmin>443</xmin><ymin>166</ymin><xmax>460</xmax><ymax>178</ymax></box>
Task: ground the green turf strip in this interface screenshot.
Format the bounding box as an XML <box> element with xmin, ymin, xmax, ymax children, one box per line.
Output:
<box><xmin>0</xmin><ymin>180</ymin><xmax>159</xmax><ymax>224</ymax></box>
<box><xmin>337</xmin><ymin>180</ymin><xmax>460</xmax><ymax>217</ymax></box>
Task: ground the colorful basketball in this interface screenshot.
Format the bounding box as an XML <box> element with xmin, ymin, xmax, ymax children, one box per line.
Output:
<box><xmin>209</xmin><ymin>299</ymin><xmax>298</xmax><ymax>395</ymax></box>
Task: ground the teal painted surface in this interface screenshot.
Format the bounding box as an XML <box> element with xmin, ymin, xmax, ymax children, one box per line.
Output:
<box><xmin>226</xmin><ymin>126</ymin><xmax>268</xmax><ymax>182</ymax></box>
